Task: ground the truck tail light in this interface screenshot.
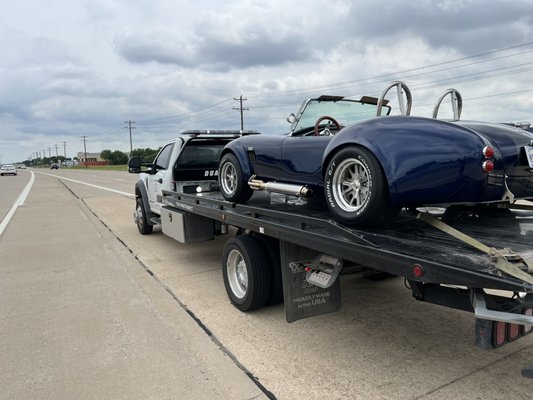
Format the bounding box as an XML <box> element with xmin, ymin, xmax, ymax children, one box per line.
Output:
<box><xmin>492</xmin><ymin>321</ymin><xmax>507</xmax><ymax>347</ymax></box>
<box><xmin>507</xmin><ymin>323</ymin><xmax>521</xmax><ymax>342</ymax></box>
<box><xmin>523</xmin><ymin>307</ymin><xmax>533</xmax><ymax>335</ymax></box>
<box><xmin>477</xmin><ymin>310</ymin><xmax>532</xmax><ymax>350</ymax></box>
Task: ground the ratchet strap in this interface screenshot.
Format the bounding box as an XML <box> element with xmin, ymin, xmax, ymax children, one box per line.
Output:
<box><xmin>417</xmin><ymin>212</ymin><xmax>533</xmax><ymax>285</ymax></box>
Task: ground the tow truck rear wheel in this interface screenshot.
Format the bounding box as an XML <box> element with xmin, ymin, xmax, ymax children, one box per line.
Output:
<box><xmin>222</xmin><ymin>235</ymin><xmax>271</xmax><ymax>311</ymax></box>
<box><xmin>252</xmin><ymin>233</ymin><xmax>283</xmax><ymax>305</ymax></box>
<box><xmin>135</xmin><ymin>196</ymin><xmax>153</xmax><ymax>235</ymax></box>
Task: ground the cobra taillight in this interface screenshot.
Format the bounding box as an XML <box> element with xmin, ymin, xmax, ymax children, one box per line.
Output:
<box><xmin>483</xmin><ymin>146</ymin><xmax>495</xmax><ymax>159</ymax></box>
<box><xmin>482</xmin><ymin>160</ymin><xmax>494</xmax><ymax>173</ymax></box>
<box><xmin>482</xmin><ymin>146</ymin><xmax>495</xmax><ymax>173</ymax></box>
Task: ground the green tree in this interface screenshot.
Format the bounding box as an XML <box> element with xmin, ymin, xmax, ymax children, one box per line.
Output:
<box><xmin>100</xmin><ymin>149</ymin><xmax>113</xmax><ymax>162</ymax></box>
<box><xmin>110</xmin><ymin>150</ymin><xmax>128</xmax><ymax>165</ymax></box>
<box><xmin>131</xmin><ymin>147</ymin><xmax>161</xmax><ymax>163</ymax></box>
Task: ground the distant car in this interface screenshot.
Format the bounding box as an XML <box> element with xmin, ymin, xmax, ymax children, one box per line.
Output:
<box><xmin>0</xmin><ymin>164</ymin><xmax>18</xmax><ymax>176</ymax></box>
<box><xmin>50</xmin><ymin>163</ymin><xmax>59</xmax><ymax>169</ymax></box>
<box><xmin>219</xmin><ymin>81</ymin><xmax>533</xmax><ymax>227</ymax></box>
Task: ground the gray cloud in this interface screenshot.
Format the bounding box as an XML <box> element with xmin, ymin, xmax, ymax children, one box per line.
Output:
<box><xmin>113</xmin><ymin>28</ymin><xmax>313</xmax><ymax>71</ymax></box>
<box><xmin>1</xmin><ymin>0</ymin><xmax>533</xmax><ymax>163</ymax></box>
<box><xmin>343</xmin><ymin>0</ymin><xmax>533</xmax><ymax>52</ymax></box>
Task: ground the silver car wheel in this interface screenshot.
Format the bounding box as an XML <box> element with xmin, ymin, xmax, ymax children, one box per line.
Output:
<box><xmin>220</xmin><ymin>161</ymin><xmax>237</xmax><ymax>195</ymax></box>
<box><xmin>226</xmin><ymin>249</ymin><xmax>248</xmax><ymax>299</ymax></box>
<box><xmin>332</xmin><ymin>158</ymin><xmax>370</xmax><ymax>212</ymax></box>
<box><xmin>135</xmin><ymin>202</ymin><xmax>144</xmax><ymax>228</ymax></box>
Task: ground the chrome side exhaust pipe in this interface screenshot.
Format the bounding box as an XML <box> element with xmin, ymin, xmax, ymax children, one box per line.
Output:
<box><xmin>248</xmin><ymin>176</ymin><xmax>312</xmax><ymax>197</ymax></box>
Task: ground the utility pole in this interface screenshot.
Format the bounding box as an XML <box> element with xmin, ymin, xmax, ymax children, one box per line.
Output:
<box><xmin>54</xmin><ymin>144</ymin><xmax>59</xmax><ymax>158</ymax></box>
<box><xmin>81</xmin><ymin>135</ymin><xmax>88</xmax><ymax>168</ymax></box>
<box><xmin>62</xmin><ymin>141</ymin><xmax>67</xmax><ymax>160</ymax></box>
<box><xmin>125</xmin><ymin>120</ymin><xmax>136</xmax><ymax>154</ymax></box>
<box><xmin>233</xmin><ymin>95</ymin><xmax>249</xmax><ymax>131</ymax></box>
<box><xmin>48</xmin><ymin>147</ymin><xmax>52</xmax><ymax>158</ymax></box>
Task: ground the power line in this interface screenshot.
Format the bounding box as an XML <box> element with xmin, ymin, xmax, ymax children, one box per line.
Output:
<box><xmin>245</xmin><ymin>41</ymin><xmax>533</xmax><ymax>98</ymax></box>
<box><xmin>136</xmin><ymin>97</ymin><xmax>234</xmax><ymax>124</ymax></box>
<box><xmin>233</xmin><ymin>95</ymin><xmax>249</xmax><ymax>130</ymax></box>
<box><xmin>125</xmin><ymin>120</ymin><xmax>136</xmax><ymax>153</ymax></box>
<box><xmin>81</xmin><ymin>135</ymin><xmax>88</xmax><ymax>169</ymax></box>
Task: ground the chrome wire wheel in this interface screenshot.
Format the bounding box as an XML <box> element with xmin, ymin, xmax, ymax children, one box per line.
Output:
<box><xmin>332</xmin><ymin>158</ymin><xmax>370</xmax><ymax>212</ymax></box>
<box><xmin>220</xmin><ymin>161</ymin><xmax>237</xmax><ymax>196</ymax></box>
<box><xmin>226</xmin><ymin>249</ymin><xmax>248</xmax><ymax>299</ymax></box>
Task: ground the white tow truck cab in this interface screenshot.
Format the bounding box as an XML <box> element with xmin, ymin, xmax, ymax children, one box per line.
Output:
<box><xmin>128</xmin><ymin>130</ymin><xmax>259</xmax><ymax>241</ymax></box>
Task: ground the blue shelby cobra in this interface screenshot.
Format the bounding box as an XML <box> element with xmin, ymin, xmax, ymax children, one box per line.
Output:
<box><xmin>219</xmin><ymin>82</ymin><xmax>533</xmax><ymax>226</ymax></box>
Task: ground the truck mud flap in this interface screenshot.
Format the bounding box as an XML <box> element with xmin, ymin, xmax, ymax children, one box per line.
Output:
<box><xmin>280</xmin><ymin>240</ymin><xmax>341</xmax><ymax>323</ymax></box>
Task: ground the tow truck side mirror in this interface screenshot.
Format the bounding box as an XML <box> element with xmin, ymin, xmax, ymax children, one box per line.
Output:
<box><xmin>128</xmin><ymin>157</ymin><xmax>141</xmax><ymax>173</ymax></box>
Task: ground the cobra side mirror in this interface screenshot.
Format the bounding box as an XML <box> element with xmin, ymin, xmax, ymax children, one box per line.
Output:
<box><xmin>286</xmin><ymin>113</ymin><xmax>297</xmax><ymax>124</ymax></box>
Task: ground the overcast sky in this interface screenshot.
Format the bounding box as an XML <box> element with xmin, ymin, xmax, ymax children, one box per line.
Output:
<box><xmin>1</xmin><ymin>0</ymin><xmax>533</xmax><ymax>163</ymax></box>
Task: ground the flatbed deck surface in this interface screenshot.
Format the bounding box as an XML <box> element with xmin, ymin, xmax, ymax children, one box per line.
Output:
<box><xmin>162</xmin><ymin>190</ymin><xmax>533</xmax><ymax>292</ymax></box>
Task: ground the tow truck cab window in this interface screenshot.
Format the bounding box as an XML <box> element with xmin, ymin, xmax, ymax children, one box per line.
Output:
<box><xmin>175</xmin><ymin>142</ymin><xmax>225</xmax><ymax>169</ymax></box>
<box><xmin>154</xmin><ymin>143</ymin><xmax>175</xmax><ymax>170</ymax></box>
<box><xmin>173</xmin><ymin>140</ymin><xmax>228</xmax><ymax>181</ymax></box>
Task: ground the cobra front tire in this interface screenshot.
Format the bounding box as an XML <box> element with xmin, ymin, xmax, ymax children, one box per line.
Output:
<box><xmin>222</xmin><ymin>235</ymin><xmax>271</xmax><ymax>312</ymax></box>
<box><xmin>219</xmin><ymin>153</ymin><xmax>253</xmax><ymax>203</ymax></box>
<box><xmin>324</xmin><ymin>146</ymin><xmax>394</xmax><ymax>226</ymax></box>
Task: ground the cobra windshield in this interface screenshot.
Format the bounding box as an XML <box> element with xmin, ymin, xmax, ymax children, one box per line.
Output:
<box><xmin>290</xmin><ymin>96</ymin><xmax>389</xmax><ymax>133</ymax></box>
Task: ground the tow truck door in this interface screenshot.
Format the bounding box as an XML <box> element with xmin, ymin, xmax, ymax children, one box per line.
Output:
<box><xmin>147</xmin><ymin>142</ymin><xmax>175</xmax><ymax>214</ymax></box>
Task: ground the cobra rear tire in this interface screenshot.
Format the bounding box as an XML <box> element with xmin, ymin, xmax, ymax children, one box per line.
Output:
<box><xmin>219</xmin><ymin>153</ymin><xmax>253</xmax><ymax>203</ymax></box>
<box><xmin>135</xmin><ymin>196</ymin><xmax>153</xmax><ymax>235</ymax></box>
<box><xmin>324</xmin><ymin>146</ymin><xmax>395</xmax><ymax>226</ymax></box>
<box><xmin>222</xmin><ymin>235</ymin><xmax>271</xmax><ymax>311</ymax></box>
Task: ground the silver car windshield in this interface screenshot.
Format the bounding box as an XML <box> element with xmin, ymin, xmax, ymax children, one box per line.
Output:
<box><xmin>292</xmin><ymin>99</ymin><xmax>384</xmax><ymax>132</ymax></box>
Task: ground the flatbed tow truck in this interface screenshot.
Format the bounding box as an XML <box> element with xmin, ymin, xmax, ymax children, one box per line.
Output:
<box><xmin>129</xmin><ymin>130</ymin><xmax>533</xmax><ymax>377</ymax></box>
<box><xmin>161</xmin><ymin>186</ymin><xmax>533</xmax><ymax>353</ymax></box>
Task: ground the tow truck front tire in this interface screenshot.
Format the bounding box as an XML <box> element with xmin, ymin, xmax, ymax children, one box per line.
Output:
<box><xmin>222</xmin><ymin>235</ymin><xmax>271</xmax><ymax>311</ymax></box>
<box><xmin>135</xmin><ymin>196</ymin><xmax>153</xmax><ymax>235</ymax></box>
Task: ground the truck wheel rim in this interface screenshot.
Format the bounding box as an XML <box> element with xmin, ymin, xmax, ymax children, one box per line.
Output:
<box><xmin>227</xmin><ymin>249</ymin><xmax>248</xmax><ymax>299</ymax></box>
<box><xmin>221</xmin><ymin>162</ymin><xmax>237</xmax><ymax>195</ymax></box>
<box><xmin>136</xmin><ymin>203</ymin><xmax>144</xmax><ymax>227</ymax></box>
<box><xmin>332</xmin><ymin>158</ymin><xmax>370</xmax><ymax>212</ymax></box>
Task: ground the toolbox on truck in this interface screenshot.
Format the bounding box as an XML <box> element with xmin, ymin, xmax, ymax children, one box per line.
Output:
<box><xmin>161</xmin><ymin>206</ymin><xmax>214</xmax><ymax>244</ymax></box>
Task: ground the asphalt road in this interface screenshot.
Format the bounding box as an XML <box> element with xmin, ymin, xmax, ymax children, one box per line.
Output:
<box><xmin>0</xmin><ymin>169</ymin><xmax>31</xmax><ymax>222</ymax></box>
<box><xmin>2</xmin><ymin>168</ymin><xmax>533</xmax><ymax>399</ymax></box>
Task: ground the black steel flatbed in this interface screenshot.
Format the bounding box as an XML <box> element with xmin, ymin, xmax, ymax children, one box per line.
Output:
<box><xmin>162</xmin><ymin>190</ymin><xmax>533</xmax><ymax>293</ymax></box>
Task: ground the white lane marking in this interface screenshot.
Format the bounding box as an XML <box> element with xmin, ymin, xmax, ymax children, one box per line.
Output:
<box><xmin>36</xmin><ymin>171</ymin><xmax>135</xmax><ymax>198</ymax></box>
<box><xmin>0</xmin><ymin>171</ymin><xmax>35</xmax><ymax>237</ymax></box>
